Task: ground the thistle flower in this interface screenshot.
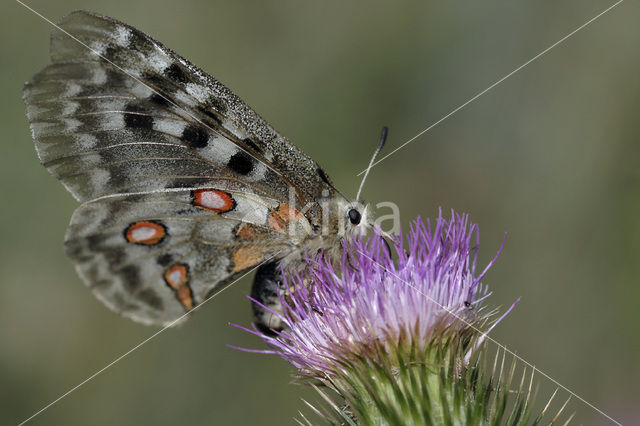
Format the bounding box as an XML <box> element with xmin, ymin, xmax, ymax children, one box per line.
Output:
<box><xmin>233</xmin><ymin>211</ymin><xmax>564</xmax><ymax>425</ymax></box>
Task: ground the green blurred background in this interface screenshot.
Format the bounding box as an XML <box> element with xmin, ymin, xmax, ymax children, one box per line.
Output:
<box><xmin>2</xmin><ymin>1</ymin><xmax>638</xmax><ymax>424</ymax></box>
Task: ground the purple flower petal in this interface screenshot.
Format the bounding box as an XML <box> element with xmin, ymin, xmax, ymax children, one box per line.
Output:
<box><xmin>241</xmin><ymin>211</ymin><xmax>515</xmax><ymax>377</ymax></box>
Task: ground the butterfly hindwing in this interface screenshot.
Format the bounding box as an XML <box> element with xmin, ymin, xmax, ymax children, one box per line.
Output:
<box><xmin>64</xmin><ymin>188</ymin><xmax>303</xmax><ymax>325</ymax></box>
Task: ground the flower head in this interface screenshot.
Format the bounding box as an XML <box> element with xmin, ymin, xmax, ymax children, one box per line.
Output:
<box><xmin>229</xmin><ymin>211</ymin><xmax>561</xmax><ymax>425</ymax></box>
<box><xmin>236</xmin><ymin>210</ymin><xmax>514</xmax><ymax>378</ymax></box>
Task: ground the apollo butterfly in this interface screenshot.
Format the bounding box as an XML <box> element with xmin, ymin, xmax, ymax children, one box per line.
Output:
<box><xmin>23</xmin><ymin>11</ymin><xmax>383</xmax><ymax>333</ymax></box>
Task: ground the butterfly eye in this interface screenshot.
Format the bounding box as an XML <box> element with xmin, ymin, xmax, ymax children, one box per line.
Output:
<box><xmin>348</xmin><ymin>208</ymin><xmax>361</xmax><ymax>225</ymax></box>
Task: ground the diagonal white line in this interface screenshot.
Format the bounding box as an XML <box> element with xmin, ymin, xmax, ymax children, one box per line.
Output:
<box><xmin>356</xmin><ymin>249</ymin><xmax>623</xmax><ymax>425</ymax></box>
<box><xmin>17</xmin><ymin>258</ymin><xmax>275</xmax><ymax>426</ymax></box>
<box><xmin>357</xmin><ymin>0</ymin><xmax>624</xmax><ymax>176</ymax></box>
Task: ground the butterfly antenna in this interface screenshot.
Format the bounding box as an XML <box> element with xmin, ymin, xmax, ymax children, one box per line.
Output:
<box><xmin>356</xmin><ymin>126</ymin><xmax>388</xmax><ymax>201</ymax></box>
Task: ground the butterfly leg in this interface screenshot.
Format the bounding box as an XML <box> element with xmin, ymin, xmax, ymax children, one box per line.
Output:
<box><xmin>251</xmin><ymin>261</ymin><xmax>286</xmax><ymax>335</ymax></box>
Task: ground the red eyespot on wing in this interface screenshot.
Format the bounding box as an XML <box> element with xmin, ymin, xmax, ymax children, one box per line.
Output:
<box><xmin>125</xmin><ymin>221</ymin><xmax>166</xmax><ymax>245</ymax></box>
<box><xmin>192</xmin><ymin>189</ymin><xmax>236</xmax><ymax>213</ymax></box>
<box><xmin>163</xmin><ymin>264</ymin><xmax>194</xmax><ymax>311</ymax></box>
<box><xmin>176</xmin><ymin>286</ymin><xmax>194</xmax><ymax>310</ymax></box>
<box><xmin>164</xmin><ymin>264</ymin><xmax>188</xmax><ymax>289</ymax></box>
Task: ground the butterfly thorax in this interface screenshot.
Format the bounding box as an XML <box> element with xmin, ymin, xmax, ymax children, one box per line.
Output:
<box><xmin>277</xmin><ymin>197</ymin><xmax>370</xmax><ymax>270</ymax></box>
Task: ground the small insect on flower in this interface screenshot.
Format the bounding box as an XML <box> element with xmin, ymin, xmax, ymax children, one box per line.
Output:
<box><xmin>233</xmin><ymin>211</ymin><xmax>516</xmax><ymax>377</ymax></box>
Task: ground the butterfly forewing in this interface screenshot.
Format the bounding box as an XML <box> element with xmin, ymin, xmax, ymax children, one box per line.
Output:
<box><xmin>23</xmin><ymin>11</ymin><xmax>333</xmax><ymax>325</ymax></box>
<box><xmin>25</xmin><ymin>11</ymin><xmax>333</xmax><ymax>206</ymax></box>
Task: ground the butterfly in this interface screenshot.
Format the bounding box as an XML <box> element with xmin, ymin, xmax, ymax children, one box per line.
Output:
<box><xmin>23</xmin><ymin>11</ymin><xmax>385</xmax><ymax>333</ymax></box>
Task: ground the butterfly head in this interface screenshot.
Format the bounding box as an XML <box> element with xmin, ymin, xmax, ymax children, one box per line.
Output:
<box><xmin>338</xmin><ymin>199</ymin><xmax>372</xmax><ymax>236</ymax></box>
<box><xmin>348</xmin><ymin>207</ymin><xmax>362</xmax><ymax>225</ymax></box>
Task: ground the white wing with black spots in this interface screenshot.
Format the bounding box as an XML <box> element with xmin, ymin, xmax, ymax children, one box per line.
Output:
<box><xmin>24</xmin><ymin>10</ymin><xmax>337</xmax><ymax>211</ymax></box>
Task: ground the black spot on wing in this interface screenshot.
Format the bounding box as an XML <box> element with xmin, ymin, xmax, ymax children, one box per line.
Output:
<box><xmin>182</xmin><ymin>124</ymin><xmax>209</xmax><ymax>148</ymax></box>
<box><xmin>165</xmin><ymin>63</ymin><xmax>189</xmax><ymax>84</ymax></box>
<box><xmin>124</xmin><ymin>103</ymin><xmax>154</xmax><ymax>129</ymax></box>
<box><xmin>156</xmin><ymin>253</ymin><xmax>173</xmax><ymax>266</ymax></box>
<box><xmin>228</xmin><ymin>151</ymin><xmax>254</xmax><ymax>175</ymax></box>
